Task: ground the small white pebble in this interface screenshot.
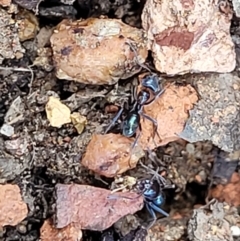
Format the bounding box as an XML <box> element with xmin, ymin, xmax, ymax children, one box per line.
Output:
<box><xmin>0</xmin><ymin>124</ymin><xmax>14</xmax><ymax>137</ymax></box>
<box><xmin>231</xmin><ymin>226</ymin><xmax>240</xmax><ymax>237</ymax></box>
<box><xmin>186</xmin><ymin>143</ymin><xmax>195</xmax><ymax>154</ymax></box>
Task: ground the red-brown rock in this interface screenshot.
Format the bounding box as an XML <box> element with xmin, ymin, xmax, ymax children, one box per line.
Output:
<box><xmin>55</xmin><ymin>184</ymin><xmax>143</xmax><ymax>231</ymax></box>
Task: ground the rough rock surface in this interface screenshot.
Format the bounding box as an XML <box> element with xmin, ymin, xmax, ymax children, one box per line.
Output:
<box><xmin>50</xmin><ymin>18</ymin><xmax>147</xmax><ymax>85</ymax></box>
<box><xmin>139</xmin><ymin>82</ymin><xmax>198</xmax><ymax>150</ymax></box>
<box><xmin>40</xmin><ymin>219</ymin><xmax>82</xmax><ymax>241</ymax></box>
<box><xmin>0</xmin><ymin>8</ymin><xmax>25</xmax><ymax>64</ymax></box>
<box><xmin>142</xmin><ymin>0</ymin><xmax>236</xmax><ymax>75</ymax></box>
<box><xmin>0</xmin><ymin>0</ymin><xmax>11</xmax><ymax>6</ymax></box>
<box><xmin>0</xmin><ymin>184</ymin><xmax>28</xmax><ymax>227</ymax></box>
<box><xmin>180</xmin><ymin>73</ymin><xmax>240</xmax><ymax>152</ymax></box>
<box><xmin>55</xmin><ymin>184</ymin><xmax>143</xmax><ymax>231</ymax></box>
<box><xmin>210</xmin><ymin>172</ymin><xmax>240</xmax><ymax>206</ymax></box>
<box><xmin>233</xmin><ymin>0</ymin><xmax>240</xmax><ymax>17</ymax></box>
<box><xmin>81</xmin><ymin>133</ymin><xmax>145</xmax><ymax>177</ymax></box>
<box><xmin>188</xmin><ymin>201</ymin><xmax>238</xmax><ymax>241</ymax></box>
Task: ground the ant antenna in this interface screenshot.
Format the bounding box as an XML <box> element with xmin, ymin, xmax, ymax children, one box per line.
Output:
<box><xmin>139</xmin><ymin>160</ymin><xmax>167</xmax><ymax>186</ymax></box>
<box><xmin>125</xmin><ymin>40</ymin><xmax>153</xmax><ymax>73</ymax></box>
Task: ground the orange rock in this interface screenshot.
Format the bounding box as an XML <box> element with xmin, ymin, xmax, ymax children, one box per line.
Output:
<box><xmin>40</xmin><ymin>219</ymin><xmax>82</xmax><ymax>241</ymax></box>
<box><xmin>0</xmin><ymin>184</ymin><xmax>28</xmax><ymax>227</ymax></box>
<box><xmin>210</xmin><ymin>172</ymin><xmax>240</xmax><ymax>206</ymax></box>
<box><xmin>50</xmin><ymin>18</ymin><xmax>147</xmax><ymax>85</ymax></box>
<box><xmin>0</xmin><ymin>0</ymin><xmax>11</xmax><ymax>6</ymax></box>
<box><xmin>82</xmin><ymin>133</ymin><xmax>145</xmax><ymax>177</ymax></box>
<box><xmin>139</xmin><ymin>83</ymin><xmax>198</xmax><ymax>149</ymax></box>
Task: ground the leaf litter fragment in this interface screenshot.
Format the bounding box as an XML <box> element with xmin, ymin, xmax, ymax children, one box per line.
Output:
<box><xmin>55</xmin><ymin>184</ymin><xmax>143</xmax><ymax>231</ymax></box>
<box><xmin>0</xmin><ymin>184</ymin><xmax>28</xmax><ymax>227</ymax></box>
<box><xmin>81</xmin><ymin>133</ymin><xmax>145</xmax><ymax>177</ymax></box>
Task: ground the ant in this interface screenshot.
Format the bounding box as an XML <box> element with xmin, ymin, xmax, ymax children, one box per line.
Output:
<box><xmin>104</xmin><ymin>41</ymin><xmax>165</xmax><ymax>149</ymax></box>
<box><xmin>134</xmin><ymin>176</ymin><xmax>171</xmax><ymax>228</ymax></box>
<box><xmin>108</xmin><ymin>163</ymin><xmax>174</xmax><ymax>229</ymax></box>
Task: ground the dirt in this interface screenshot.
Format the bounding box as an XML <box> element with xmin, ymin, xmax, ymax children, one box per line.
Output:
<box><xmin>1</xmin><ymin>0</ymin><xmax>240</xmax><ymax>241</ymax></box>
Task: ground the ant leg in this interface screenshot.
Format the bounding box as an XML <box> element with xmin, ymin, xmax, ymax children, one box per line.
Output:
<box><xmin>147</xmin><ymin>147</ymin><xmax>166</xmax><ymax>167</ymax></box>
<box><xmin>156</xmin><ymin>88</ymin><xmax>165</xmax><ymax>99</ymax></box>
<box><xmin>145</xmin><ymin>203</ymin><xmax>157</xmax><ymax>229</ymax></box>
<box><xmin>148</xmin><ymin>202</ymin><xmax>169</xmax><ymax>217</ymax></box>
<box><xmin>139</xmin><ymin>160</ymin><xmax>161</xmax><ymax>181</ymax></box>
<box><xmin>129</xmin><ymin>85</ymin><xmax>138</xmax><ymax>111</ymax></box>
<box><xmin>107</xmin><ymin>192</ymin><xmax>143</xmax><ymax>201</ymax></box>
<box><xmin>104</xmin><ymin>107</ymin><xmax>124</xmax><ymax>134</ymax></box>
<box><xmin>139</xmin><ymin>160</ymin><xmax>168</xmax><ymax>189</ymax></box>
<box><xmin>128</xmin><ymin>132</ymin><xmax>141</xmax><ymax>168</ymax></box>
<box><xmin>140</xmin><ymin>112</ymin><xmax>162</xmax><ymax>143</ymax></box>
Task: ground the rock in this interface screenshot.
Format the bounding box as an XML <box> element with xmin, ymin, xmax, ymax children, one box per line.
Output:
<box><xmin>40</xmin><ymin>219</ymin><xmax>82</xmax><ymax>241</ymax></box>
<box><xmin>139</xmin><ymin>80</ymin><xmax>198</xmax><ymax>150</ymax></box>
<box><xmin>36</xmin><ymin>27</ymin><xmax>53</xmax><ymax>48</ymax></box>
<box><xmin>146</xmin><ymin>217</ymin><xmax>188</xmax><ymax>241</ymax></box>
<box><xmin>81</xmin><ymin>133</ymin><xmax>145</xmax><ymax>177</ymax></box>
<box><xmin>0</xmin><ymin>8</ymin><xmax>25</xmax><ymax>64</ymax></box>
<box><xmin>45</xmin><ymin>96</ymin><xmax>71</xmax><ymax>128</ymax></box>
<box><xmin>0</xmin><ymin>184</ymin><xmax>28</xmax><ymax>227</ymax></box>
<box><xmin>233</xmin><ymin>0</ymin><xmax>240</xmax><ymax>17</ymax></box>
<box><xmin>4</xmin><ymin>96</ymin><xmax>25</xmax><ymax>125</ymax></box>
<box><xmin>0</xmin><ymin>124</ymin><xmax>14</xmax><ymax>137</ymax></box>
<box><xmin>209</xmin><ymin>172</ymin><xmax>240</xmax><ymax>206</ymax></box>
<box><xmin>16</xmin><ymin>9</ymin><xmax>39</xmax><ymax>41</ymax></box>
<box><xmin>5</xmin><ymin>137</ymin><xmax>29</xmax><ymax>156</ymax></box>
<box><xmin>211</xmin><ymin>150</ymin><xmax>239</xmax><ymax>185</ymax></box>
<box><xmin>50</xmin><ymin>18</ymin><xmax>147</xmax><ymax>85</ymax></box>
<box><xmin>179</xmin><ymin>73</ymin><xmax>240</xmax><ymax>152</ymax></box>
<box><xmin>0</xmin><ymin>156</ymin><xmax>28</xmax><ymax>181</ymax></box>
<box><xmin>231</xmin><ymin>226</ymin><xmax>240</xmax><ymax>237</ymax></box>
<box><xmin>188</xmin><ymin>201</ymin><xmax>237</xmax><ymax>241</ymax></box>
<box><xmin>13</xmin><ymin>0</ymin><xmax>43</xmax><ymax>12</ymax></box>
<box><xmin>33</xmin><ymin>47</ymin><xmax>53</xmax><ymax>71</ymax></box>
<box><xmin>142</xmin><ymin>0</ymin><xmax>236</xmax><ymax>75</ymax></box>
<box><xmin>0</xmin><ymin>0</ymin><xmax>11</xmax><ymax>6</ymax></box>
<box><xmin>55</xmin><ymin>184</ymin><xmax>143</xmax><ymax>231</ymax></box>
<box><xmin>70</xmin><ymin>112</ymin><xmax>87</xmax><ymax>135</ymax></box>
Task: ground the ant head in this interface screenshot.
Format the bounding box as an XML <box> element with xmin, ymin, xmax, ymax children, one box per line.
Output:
<box><xmin>141</xmin><ymin>74</ymin><xmax>162</xmax><ymax>94</ymax></box>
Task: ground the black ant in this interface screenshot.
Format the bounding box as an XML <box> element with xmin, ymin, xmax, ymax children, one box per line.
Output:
<box><xmin>107</xmin><ymin>149</ymin><xmax>175</xmax><ymax>229</ymax></box>
<box><xmin>104</xmin><ymin>41</ymin><xmax>165</xmax><ymax>149</ymax></box>
<box><xmin>108</xmin><ymin>175</ymin><xmax>171</xmax><ymax>229</ymax></box>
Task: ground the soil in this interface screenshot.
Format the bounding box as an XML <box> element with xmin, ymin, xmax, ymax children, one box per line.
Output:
<box><xmin>0</xmin><ymin>0</ymin><xmax>240</xmax><ymax>241</ymax></box>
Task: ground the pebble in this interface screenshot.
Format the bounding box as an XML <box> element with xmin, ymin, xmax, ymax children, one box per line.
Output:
<box><xmin>186</xmin><ymin>143</ymin><xmax>195</xmax><ymax>154</ymax></box>
<box><xmin>17</xmin><ymin>223</ymin><xmax>27</xmax><ymax>234</ymax></box>
<box><xmin>231</xmin><ymin>225</ymin><xmax>240</xmax><ymax>237</ymax></box>
<box><xmin>0</xmin><ymin>124</ymin><xmax>14</xmax><ymax>137</ymax></box>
